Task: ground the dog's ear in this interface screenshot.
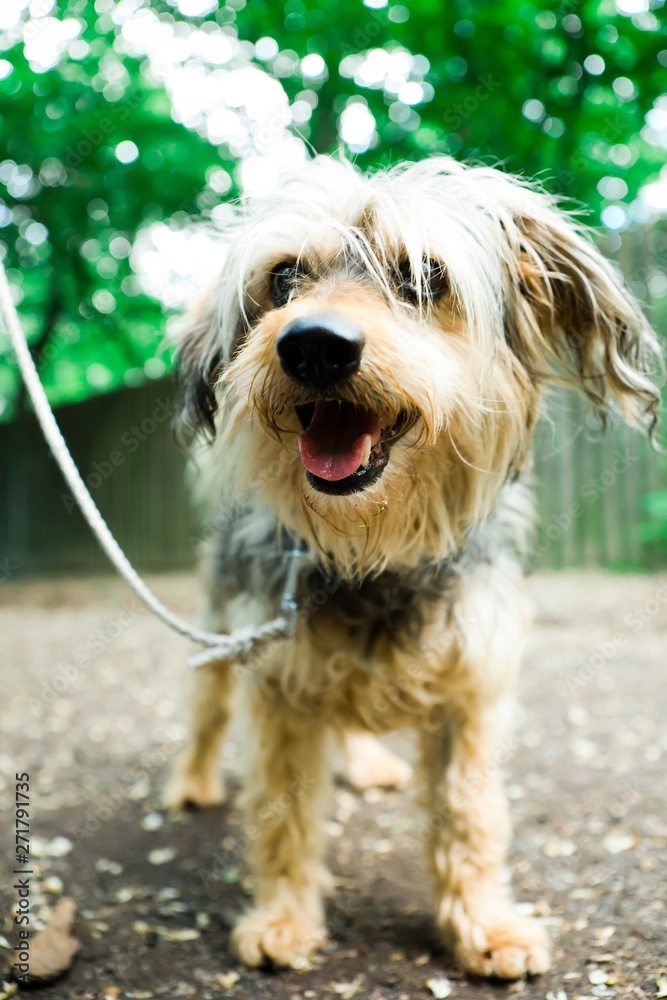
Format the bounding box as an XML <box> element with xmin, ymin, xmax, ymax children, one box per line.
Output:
<box><xmin>173</xmin><ymin>285</ymin><xmax>225</xmax><ymax>444</ymax></box>
<box><xmin>501</xmin><ymin>183</ymin><xmax>663</xmax><ymax>435</ymax></box>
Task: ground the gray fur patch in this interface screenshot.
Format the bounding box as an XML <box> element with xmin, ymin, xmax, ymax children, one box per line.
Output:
<box><xmin>202</xmin><ymin>481</ymin><xmax>532</xmax><ymax>651</ymax></box>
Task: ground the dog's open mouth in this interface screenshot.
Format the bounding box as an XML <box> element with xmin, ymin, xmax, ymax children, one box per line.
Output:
<box><xmin>296</xmin><ymin>400</ymin><xmax>410</xmax><ymax>496</ymax></box>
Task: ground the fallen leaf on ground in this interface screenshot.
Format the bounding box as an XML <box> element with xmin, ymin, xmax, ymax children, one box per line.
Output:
<box><xmin>215</xmin><ymin>971</ymin><xmax>240</xmax><ymax>989</ymax></box>
<box><xmin>28</xmin><ymin>897</ymin><xmax>80</xmax><ymax>983</ymax></box>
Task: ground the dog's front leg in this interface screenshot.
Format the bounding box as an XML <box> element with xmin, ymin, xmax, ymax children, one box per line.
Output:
<box><xmin>232</xmin><ymin>682</ymin><xmax>331</xmax><ymax>967</ymax></box>
<box><xmin>419</xmin><ymin>703</ymin><xmax>551</xmax><ymax>979</ymax></box>
<box><xmin>163</xmin><ymin>662</ymin><xmax>234</xmax><ymax>808</ymax></box>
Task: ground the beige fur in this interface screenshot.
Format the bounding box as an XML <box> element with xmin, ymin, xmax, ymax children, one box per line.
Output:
<box><xmin>166</xmin><ymin>156</ymin><xmax>662</xmax><ymax>979</ymax></box>
<box><xmin>339</xmin><ymin>730</ymin><xmax>412</xmax><ymax>790</ymax></box>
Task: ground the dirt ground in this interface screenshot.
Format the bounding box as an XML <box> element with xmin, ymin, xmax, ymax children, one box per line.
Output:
<box><xmin>1</xmin><ymin>570</ymin><xmax>666</xmax><ymax>1000</ymax></box>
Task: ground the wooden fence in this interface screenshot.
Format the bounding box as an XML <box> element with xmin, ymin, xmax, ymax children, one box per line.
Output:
<box><xmin>0</xmin><ymin>379</ymin><xmax>198</xmax><ymax>574</ymax></box>
<box><xmin>0</xmin><ymin>224</ymin><xmax>665</xmax><ymax>575</ymax></box>
<box><xmin>531</xmin><ymin>220</ymin><xmax>667</xmax><ymax>569</ymax></box>
<box><xmin>531</xmin><ymin>402</ymin><xmax>663</xmax><ymax>568</ymax></box>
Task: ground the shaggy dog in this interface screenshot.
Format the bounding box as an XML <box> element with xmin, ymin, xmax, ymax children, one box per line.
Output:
<box><xmin>164</xmin><ymin>156</ymin><xmax>662</xmax><ymax>978</ymax></box>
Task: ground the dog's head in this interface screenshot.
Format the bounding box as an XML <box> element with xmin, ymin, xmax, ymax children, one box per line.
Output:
<box><xmin>176</xmin><ymin>156</ymin><xmax>662</xmax><ymax>577</ymax></box>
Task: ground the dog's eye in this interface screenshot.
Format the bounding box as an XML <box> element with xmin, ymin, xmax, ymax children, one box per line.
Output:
<box><xmin>397</xmin><ymin>258</ymin><xmax>448</xmax><ymax>305</ymax></box>
<box><xmin>270</xmin><ymin>261</ymin><xmax>302</xmax><ymax>307</ymax></box>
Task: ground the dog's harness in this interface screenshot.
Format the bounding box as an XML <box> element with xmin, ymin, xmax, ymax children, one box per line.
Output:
<box><xmin>0</xmin><ymin>258</ymin><xmax>310</xmax><ymax>671</ymax></box>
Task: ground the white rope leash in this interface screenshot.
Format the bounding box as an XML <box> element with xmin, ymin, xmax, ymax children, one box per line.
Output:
<box><xmin>0</xmin><ymin>258</ymin><xmax>307</xmax><ymax>670</ymax></box>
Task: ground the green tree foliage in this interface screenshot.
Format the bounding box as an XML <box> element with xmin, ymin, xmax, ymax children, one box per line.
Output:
<box><xmin>0</xmin><ymin>0</ymin><xmax>665</xmax><ymax>418</ymax></box>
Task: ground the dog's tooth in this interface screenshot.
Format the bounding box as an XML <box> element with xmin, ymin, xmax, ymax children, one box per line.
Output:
<box><xmin>361</xmin><ymin>434</ymin><xmax>372</xmax><ymax>468</ymax></box>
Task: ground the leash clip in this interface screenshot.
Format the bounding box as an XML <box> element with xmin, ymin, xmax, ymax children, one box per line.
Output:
<box><xmin>279</xmin><ymin>540</ymin><xmax>310</xmax><ymax>634</ymax></box>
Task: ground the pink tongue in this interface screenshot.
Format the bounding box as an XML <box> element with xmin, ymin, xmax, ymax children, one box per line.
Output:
<box><xmin>298</xmin><ymin>402</ymin><xmax>382</xmax><ymax>482</ymax></box>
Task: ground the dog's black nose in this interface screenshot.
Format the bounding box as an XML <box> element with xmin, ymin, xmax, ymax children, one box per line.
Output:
<box><xmin>277</xmin><ymin>316</ymin><xmax>364</xmax><ymax>388</ymax></box>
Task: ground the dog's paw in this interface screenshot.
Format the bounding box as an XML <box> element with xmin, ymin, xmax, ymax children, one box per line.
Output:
<box><xmin>342</xmin><ymin>732</ymin><xmax>413</xmax><ymax>790</ymax></box>
<box><xmin>450</xmin><ymin>914</ymin><xmax>551</xmax><ymax>979</ymax></box>
<box><xmin>162</xmin><ymin>766</ymin><xmax>225</xmax><ymax>809</ymax></box>
<box><xmin>232</xmin><ymin>906</ymin><xmax>326</xmax><ymax>968</ymax></box>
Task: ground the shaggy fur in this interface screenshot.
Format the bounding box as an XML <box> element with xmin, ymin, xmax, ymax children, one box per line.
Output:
<box><xmin>165</xmin><ymin>156</ymin><xmax>662</xmax><ymax>979</ymax></box>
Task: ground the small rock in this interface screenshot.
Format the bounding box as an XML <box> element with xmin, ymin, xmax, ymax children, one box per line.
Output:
<box><xmin>148</xmin><ymin>847</ymin><xmax>177</xmax><ymax>866</ymax></box>
<box><xmin>602</xmin><ymin>832</ymin><xmax>635</xmax><ymax>855</ymax></box>
<box><xmin>291</xmin><ymin>955</ymin><xmax>313</xmax><ymax>971</ymax></box>
<box><xmin>115</xmin><ymin>886</ymin><xmax>139</xmax><ymax>903</ymax></box>
<box><xmin>47</xmin><ymin>836</ymin><xmax>73</xmax><ymax>858</ymax></box>
<box><xmin>157</xmin><ymin>900</ymin><xmax>188</xmax><ymax>916</ymax></box>
<box><xmin>28</xmin><ymin>836</ymin><xmax>50</xmax><ymax>858</ymax></box>
<box><xmin>543</xmin><ymin>837</ymin><xmax>577</xmax><ymax>858</ymax></box>
<box><xmin>156</xmin><ymin>886</ymin><xmax>180</xmax><ymax>901</ymax></box>
<box><xmin>43</xmin><ymin>876</ymin><xmax>64</xmax><ymax>894</ymax></box>
<box><xmin>335</xmin><ymin>789</ymin><xmax>358</xmax><ymax>822</ymax></box>
<box><xmin>128</xmin><ymin>776</ymin><xmax>150</xmax><ymax>800</ymax></box>
<box><xmin>159</xmin><ymin>927</ymin><xmax>200</xmax><ymax>942</ymax></box>
<box><xmin>141</xmin><ymin>812</ymin><xmax>164</xmax><ymax>831</ymax></box>
<box><xmin>95</xmin><ymin>858</ymin><xmax>123</xmax><ymax>875</ymax></box>
<box><xmin>333</xmin><ymin>977</ymin><xmax>363</xmax><ymax>999</ymax></box>
<box><xmin>426</xmin><ymin>976</ymin><xmax>453</xmax><ymax>999</ymax></box>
